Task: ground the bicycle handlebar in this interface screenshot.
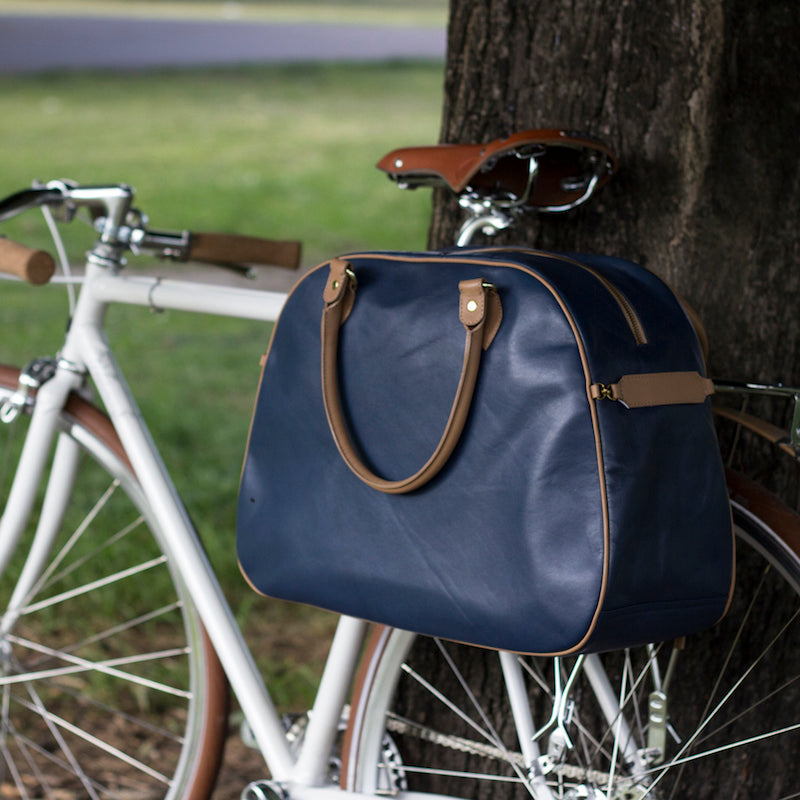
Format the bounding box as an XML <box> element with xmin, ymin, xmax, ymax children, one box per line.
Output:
<box><xmin>185</xmin><ymin>232</ymin><xmax>301</xmax><ymax>270</ymax></box>
<box><xmin>0</xmin><ymin>237</ymin><xmax>56</xmax><ymax>285</ymax></box>
<box><xmin>0</xmin><ymin>181</ymin><xmax>303</xmax><ymax>282</ymax></box>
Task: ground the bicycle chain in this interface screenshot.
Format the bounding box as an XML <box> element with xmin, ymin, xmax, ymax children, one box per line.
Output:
<box><xmin>384</xmin><ymin>713</ymin><xmax>637</xmax><ymax>792</ymax></box>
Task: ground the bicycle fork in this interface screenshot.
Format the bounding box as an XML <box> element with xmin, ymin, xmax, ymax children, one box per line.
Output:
<box><xmin>0</xmin><ymin>362</ymin><xmax>86</xmax><ymax>635</ymax></box>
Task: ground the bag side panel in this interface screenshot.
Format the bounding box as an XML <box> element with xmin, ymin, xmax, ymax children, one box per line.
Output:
<box><xmin>558</xmin><ymin>253</ymin><xmax>734</xmax><ymax>648</ymax></box>
<box><xmin>467</xmin><ymin>249</ymin><xmax>733</xmax><ymax>649</ymax></box>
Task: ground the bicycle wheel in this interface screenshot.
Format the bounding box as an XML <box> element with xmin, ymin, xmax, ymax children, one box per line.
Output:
<box><xmin>0</xmin><ymin>365</ymin><xmax>228</xmax><ymax>800</ymax></box>
<box><xmin>343</xmin><ymin>477</ymin><xmax>800</xmax><ymax>799</ymax></box>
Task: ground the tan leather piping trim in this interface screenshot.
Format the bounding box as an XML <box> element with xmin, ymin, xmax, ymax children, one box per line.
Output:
<box><xmin>456</xmin><ymin>245</ymin><xmax>646</xmax><ymax>346</ymax></box>
<box><xmin>675</xmin><ymin>294</ymin><xmax>710</xmax><ymax>366</ymax></box>
<box><xmin>237</xmin><ymin>262</ymin><xmax>336</xmax><ymax>596</ymax></box>
<box><xmin>238</xmin><ymin>264</ymin><xmax>320</xmax><ymax>486</ymax></box>
<box><xmin>337</xmin><ymin>252</ymin><xmax>610</xmax><ymax>656</ymax></box>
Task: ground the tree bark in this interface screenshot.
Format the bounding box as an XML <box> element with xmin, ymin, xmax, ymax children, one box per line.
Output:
<box><xmin>431</xmin><ymin>0</ymin><xmax>800</xmax><ymax>443</ymax></box>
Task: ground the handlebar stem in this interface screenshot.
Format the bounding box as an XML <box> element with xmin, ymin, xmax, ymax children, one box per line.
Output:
<box><xmin>46</xmin><ymin>181</ymin><xmax>135</xmax><ymax>244</ymax></box>
<box><xmin>44</xmin><ymin>182</ymin><xmax>187</xmax><ymax>267</ymax></box>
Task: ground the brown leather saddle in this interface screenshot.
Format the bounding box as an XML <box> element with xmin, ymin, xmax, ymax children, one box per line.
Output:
<box><xmin>377</xmin><ymin>128</ymin><xmax>617</xmax><ymax>212</ymax></box>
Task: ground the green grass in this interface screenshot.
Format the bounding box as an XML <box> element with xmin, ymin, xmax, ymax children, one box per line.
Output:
<box><xmin>0</xmin><ymin>61</ymin><xmax>442</xmax><ymax>709</ymax></box>
<box><xmin>0</xmin><ymin>63</ymin><xmax>441</xmax><ymax>263</ymax></box>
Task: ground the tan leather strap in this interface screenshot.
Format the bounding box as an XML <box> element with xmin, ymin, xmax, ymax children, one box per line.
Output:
<box><xmin>321</xmin><ymin>258</ymin><xmax>502</xmax><ymax>495</ymax></box>
<box><xmin>591</xmin><ymin>371</ymin><xmax>714</xmax><ymax>408</ymax></box>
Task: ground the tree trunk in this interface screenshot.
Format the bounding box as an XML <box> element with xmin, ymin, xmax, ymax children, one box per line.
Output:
<box><xmin>390</xmin><ymin>2</ymin><xmax>800</xmax><ymax>797</ymax></box>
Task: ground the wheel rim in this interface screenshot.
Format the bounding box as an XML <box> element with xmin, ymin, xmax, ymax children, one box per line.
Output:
<box><xmin>0</xmin><ymin>374</ymin><xmax>227</xmax><ymax>800</ymax></box>
<box><xmin>345</xmin><ymin>506</ymin><xmax>800</xmax><ymax>799</ymax></box>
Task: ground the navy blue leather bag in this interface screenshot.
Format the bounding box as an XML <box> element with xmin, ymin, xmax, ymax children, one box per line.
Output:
<box><xmin>237</xmin><ymin>248</ymin><xmax>734</xmax><ymax>655</ymax></box>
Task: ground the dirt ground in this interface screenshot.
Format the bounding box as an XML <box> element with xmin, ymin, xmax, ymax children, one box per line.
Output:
<box><xmin>213</xmin><ymin>733</ymin><xmax>275</xmax><ymax>799</ymax></box>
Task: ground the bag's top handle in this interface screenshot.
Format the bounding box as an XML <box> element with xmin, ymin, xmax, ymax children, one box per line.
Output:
<box><xmin>321</xmin><ymin>258</ymin><xmax>502</xmax><ymax>495</ymax></box>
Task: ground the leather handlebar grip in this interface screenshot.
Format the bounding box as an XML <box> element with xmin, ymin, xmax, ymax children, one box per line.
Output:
<box><xmin>188</xmin><ymin>232</ymin><xmax>302</xmax><ymax>270</ymax></box>
<box><xmin>0</xmin><ymin>237</ymin><xmax>56</xmax><ymax>285</ymax></box>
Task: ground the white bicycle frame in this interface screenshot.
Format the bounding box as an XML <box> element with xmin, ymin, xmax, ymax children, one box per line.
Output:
<box><xmin>0</xmin><ymin>259</ymin><xmax>637</xmax><ymax>800</ymax></box>
<box><xmin>0</xmin><ymin>257</ymin><xmax>372</xmax><ymax>792</ymax></box>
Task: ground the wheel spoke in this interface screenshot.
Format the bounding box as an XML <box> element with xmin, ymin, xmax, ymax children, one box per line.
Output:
<box><xmin>23</xmin><ymin>680</ymin><xmax>103</xmax><ymax>800</ymax></box>
<box><xmin>18</xmin><ymin>555</ymin><xmax>168</xmax><ymax>616</ymax></box>
<box><xmin>23</xmin><ymin>480</ymin><xmax>121</xmax><ymax>604</ymax></box>
<box><xmin>645</xmin><ymin>601</ymin><xmax>800</xmax><ymax>797</ymax></box>
<box><xmin>400</xmin><ymin>661</ymin><xmax>501</xmax><ymax>752</ymax></box>
<box><xmin>398</xmin><ymin>653</ymin><xmax>543</xmax><ymax>797</ymax></box>
<box><xmin>60</xmin><ymin>601</ymin><xmax>184</xmax><ymax>656</ymax></box>
<box><xmin>13</xmin><ymin>691</ymin><xmax>171</xmax><ymax>784</ymax></box>
<box><xmin>35</xmin><ymin>513</ymin><xmax>145</xmax><ymax>597</ymax></box>
<box><xmin>641</xmin><ymin>719</ymin><xmax>800</xmax><ymax>782</ymax></box>
<box><xmin>4</xmin><ymin>633</ymin><xmax>192</xmax><ymax>697</ymax></box>
<box><xmin>586</xmin><ymin>645</ymin><xmax>663</xmax><ymax>765</ymax></box>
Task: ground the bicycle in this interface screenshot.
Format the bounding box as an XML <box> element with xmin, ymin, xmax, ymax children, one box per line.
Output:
<box><xmin>0</xmin><ymin>129</ymin><xmax>797</xmax><ymax>800</ymax></box>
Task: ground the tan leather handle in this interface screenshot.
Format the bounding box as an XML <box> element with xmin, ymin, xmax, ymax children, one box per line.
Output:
<box><xmin>0</xmin><ymin>237</ymin><xmax>56</xmax><ymax>285</ymax></box>
<box><xmin>321</xmin><ymin>258</ymin><xmax>502</xmax><ymax>495</ymax></box>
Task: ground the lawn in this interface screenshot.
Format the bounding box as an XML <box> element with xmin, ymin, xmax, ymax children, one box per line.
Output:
<box><xmin>0</xmin><ymin>60</ymin><xmax>443</xmax><ymax>709</ymax></box>
<box><xmin>0</xmin><ymin>62</ymin><xmax>442</xmax><ymax>261</ymax></box>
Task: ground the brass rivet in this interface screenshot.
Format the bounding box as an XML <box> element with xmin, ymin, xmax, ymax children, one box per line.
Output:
<box><xmin>332</xmin><ymin>280</ymin><xmax>340</xmax><ymax>290</ymax></box>
<box><xmin>466</xmin><ymin>300</ymin><xmax>478</xmax><ymax>312</ymax></box>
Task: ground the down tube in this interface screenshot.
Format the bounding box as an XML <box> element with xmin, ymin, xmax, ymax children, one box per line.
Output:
<box><xmin>72</xmin><ymin>320</ymin><xmax>299</xmax><ymax>779</ymax></box>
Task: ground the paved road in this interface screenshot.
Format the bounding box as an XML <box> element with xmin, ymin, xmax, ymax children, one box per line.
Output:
<box><xmin>0</xmin><ymin>14</ymin><xmax>446</xmax><ymax>73</ymax></box>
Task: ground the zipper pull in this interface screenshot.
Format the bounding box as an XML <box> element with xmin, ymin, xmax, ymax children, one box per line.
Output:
<box><xmin>591</xmin><ymin>372</ymin><xmax>714</xmax><ymax>409</ymax></box>
<box><xmin>591</xmin><ymin>383</ymin><xmax>617</xmax><ymax>402</ymax></box>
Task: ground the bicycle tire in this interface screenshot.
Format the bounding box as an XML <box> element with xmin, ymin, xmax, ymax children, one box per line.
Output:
<box><xmin>0</xmin><ymin>364</ymin><xmax>229</xmax><ymax>800</ymax></box>
<box><xmin>342</xmin><ymin>474</ymin><xmax>800</xmax><ymax>799</ymax></box>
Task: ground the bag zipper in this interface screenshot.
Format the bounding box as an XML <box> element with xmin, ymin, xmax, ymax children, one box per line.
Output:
<box><xmin>459</xmin><ymin>246</ymin><xmax>647</xmax><ymax>346</ymax></box>
<box><xmin>574</xmin><ymin>262</ymin><xmax>647</xmax><ymax>345</ymax></box>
